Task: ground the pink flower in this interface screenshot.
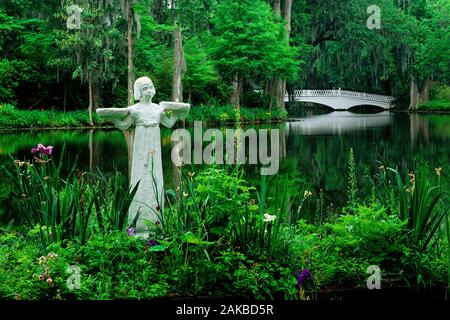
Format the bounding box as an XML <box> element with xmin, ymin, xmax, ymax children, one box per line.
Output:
<box><xmin>31</xmin><ymin>144</ymin><xmax>53</xmax><ymax>156</ymax></box>
<box><xmin>42</xmin><ymin>146</ymin><xmax>53</xmax><ymax>156</ymax></box>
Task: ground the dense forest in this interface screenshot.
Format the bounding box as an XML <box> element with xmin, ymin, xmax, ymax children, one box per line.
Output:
<box><xmin>0</xmin><ymin>0</ymin><xmax>448</xmax><ymax>113</ymax></box>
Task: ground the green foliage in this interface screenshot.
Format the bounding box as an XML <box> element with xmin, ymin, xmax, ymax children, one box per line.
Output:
<box><xmin>187</xmin><ymin>105</ymin><xmax>287</xmax><ymax>123</ymax></box>
<box><xmin>94</xmin><ymin>171</ymin><xmax>140</xmax><ymax>234</ymax></box>
<box><xmin>414</xmin><ymin>0</ymin><xmax>450</xmax><ymax>84</ymax></box>
<box><xmin>0</xmin><ymin>105</ymin><xmax>286</xmax><ymax>130</ymax></box>
<box><xmin>0</xmin><ymin>0</ymin><xmax>448</xmax><ymax>110</ymax></box>
<box><xmin>375</xmin><ymin>166</ymin><xmax>447</xmax><ymax>252</ymax></box>
<box><xmin>215</xmin><ymin>249</ymin><xmax>297</xmax><ymax>299</ymax></box>
<box><xmin>419</xmin><ymin>99</ymin><xmax>450</xmax><ymax>111</ymax></box>
<box><xmin>161</xmin><ymin>166</ymin><xmax>253</xmax><ymax>243</ymax></box>
<box><xmin>330</xmin><ymin>204</ymin><xmax>406</xmax><ymax>261</ymax></box>
<box><xmin>0</xmin><ymin>155</ymin><xmax>449</xmax><ymax>299</ymax></box>
<box><xmin>0</xmin><ymin>59</ymin><xmax>25</xmax><ymax>104</ymax></box>
<box><xmin>0</xmin><ymin>107</ymin><xmax>104</xmax><ymax>129</ymax></box>
<box><xmin>290</xmin><ymin>203</ymin><xmax>408</xmax><ymax>290</ymax></box>
<box><xmin>183</xmin><ymin>36</ymin><xmax>222</xmax><ymax>104</ymax></box>
<box><xmin>0</xmin><ymin>130</ymin><xmax>449</xmax><ymax>300</ymax></box>
<box><xmin>0</xmin><ymin>229</ymin><xmax>44</xmax><ymax>300</ymax></box>
<box><xmin>2</xmin><ymin>146</ymin><xmax>138</xmax><ymax>253</ymax></box>
<box><xmin>52</xmin><ymin>0</ymin><xmax>122</xmax><ymax>85</ymax></box>
<box><xmin>419</xmin><ymin>84</ymin><xmax>450</xmax><ymax>110</ymax></box>
<box><xmin>210</xmin><ymin>0</ymin><xmax>298</xmax><ymax>83</ymax></box>
<box><xmin>346</xmin><ymin>147</ymin><xmax>358</xmax><ymax>208</ymax></box>
<box><xmin>192</xmin><ymin>167</ymin><xmax>253</xmax><ymax>234</ymax></box>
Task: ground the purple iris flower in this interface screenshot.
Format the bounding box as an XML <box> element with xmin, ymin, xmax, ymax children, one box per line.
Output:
<box><xmin>31</xmin><ymin>144</ymin><xmax>53</xmax><ymax>156</ymax></box>
<box><xmin>126</xmin><ymin>228</ymin><xmax>137</xmax><ymax>236</ymax></box>
<box><xmin>41</xmin><ymin>145</ymin><xmax>53</xmax><ymax>156</ymax></box>
<box><xmin>147</xmin><ymin>239</ymin><xmax>159</xmax><ymax>247</ymax></box>
<box><xmin>295</xmin><ymin>268</ymin><xmax>311</xmax><ymax>285</ymax></box>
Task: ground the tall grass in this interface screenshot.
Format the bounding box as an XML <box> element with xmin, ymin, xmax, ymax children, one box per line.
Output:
<box><xmin>375</xmin><ymin>166</ymin><xmax>446</xmax><ymax>252</ymax></box>
<box><xmin>0</xmin><ymin>104</ymin><xmax>103</xmax><ymax>129</ymax></box>
<box><xmin>2</xmin><ymin>146</ymin><xmax>138</xmax><ymax>253</ymax></box>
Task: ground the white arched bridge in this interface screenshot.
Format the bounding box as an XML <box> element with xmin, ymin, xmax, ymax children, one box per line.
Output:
<box><xmin>285</xmin><ymin>89</ymin><xmax>394</xmax><ymax>110</ymax></box>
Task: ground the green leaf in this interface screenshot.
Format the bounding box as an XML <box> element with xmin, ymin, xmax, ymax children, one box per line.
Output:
<box><xmin>179</xmin><ymin>231</ymin><xmax>213</xmax><ymax>245</ymax></box>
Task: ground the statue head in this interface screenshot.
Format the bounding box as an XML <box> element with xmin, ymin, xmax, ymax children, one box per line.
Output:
<box><xmin>134</xmin><ymin>77</ymin><xmax>156</xmax><ymax>102</ymax></box>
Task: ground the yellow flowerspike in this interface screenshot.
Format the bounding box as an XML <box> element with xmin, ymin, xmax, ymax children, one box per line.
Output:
<box><xmin>408</xmin><ymin>172</ymin><xmax>415</xmax><ymax>185</ymax></box>
<box><xmin>435</xmin><ymin>167</ymin><xmax>442</xmax><ymax>176</ymax></box>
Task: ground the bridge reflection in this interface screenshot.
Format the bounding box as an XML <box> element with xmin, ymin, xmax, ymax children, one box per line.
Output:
<box><xmin>286</xmin><ymin>111</ymin><xmax>392</xmax><ymax>135</ymax></box>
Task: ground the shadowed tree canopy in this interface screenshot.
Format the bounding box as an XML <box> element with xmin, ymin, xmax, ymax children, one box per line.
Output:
<box><xmin>0</xmin><ymin>0</ymin><xmax>448</xmax><ymax>110</ymax></box>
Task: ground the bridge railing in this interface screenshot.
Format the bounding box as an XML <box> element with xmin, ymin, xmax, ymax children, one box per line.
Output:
<box><xmin>288</xmin><ymin>89</ymin><xmax>394</xmax><ymax>103</ymax></box>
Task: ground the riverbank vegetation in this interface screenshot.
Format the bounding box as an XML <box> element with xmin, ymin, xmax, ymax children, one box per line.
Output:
<box><xmin>0</xmin><ymin>104</ymin><xmax>103</xmax><ymax>129</ymax></box>
<box><xmin>418</xmin><ymin>84</ymin><xmax>450</xmax><ymax>111</ymax></box>
<box><xmin>0</xmin><ymin>104</ymin><xmax>287</xmax><ymax>130</ymax></box>
<box><xmin>0</xmin><ymin>145</ymin><xmax>448</xmax><ymax>300</ymax></box>
<box><xmin>0</xmin><ymin>0</ymin><xmax>448</xmax><ymax>118</ymax></box>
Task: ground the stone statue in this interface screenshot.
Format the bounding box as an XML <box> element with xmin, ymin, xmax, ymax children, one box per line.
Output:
<box><xmin>97</xmin><ymin>77</ymin><xmax>190</xmax><ymax>233</ymax></box>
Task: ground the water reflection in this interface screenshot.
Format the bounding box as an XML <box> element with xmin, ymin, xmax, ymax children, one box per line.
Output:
<box><xmin>409</xmin><ymin>113</ymin><xmax>430</xmax><ymax>146</ymax></box>
<box><xmin>1</xmin><ymin>113</ymin><xmax>450</xmax><ymax>222</ymax></box>
<box><xmin>286</xmin><ymin>111</ymin><xmax>392</xmax><ymax>135</ymax></box>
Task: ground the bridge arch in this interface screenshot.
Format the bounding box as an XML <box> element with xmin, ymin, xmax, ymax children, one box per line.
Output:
<box><xmin>285</xmin><ymin>89</ymin><xmax>394</xmax><ymax>110</ymax></box>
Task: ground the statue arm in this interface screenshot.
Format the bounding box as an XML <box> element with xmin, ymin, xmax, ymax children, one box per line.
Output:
<box><xmin>96</xmin><ymin>108</ymin><xmax>133</xmax><ymax>131</ymax></box>
<box><xmin>159</xmin><ymin>102</ymin><xmax>190</xmax><ymax>128</ymax></box>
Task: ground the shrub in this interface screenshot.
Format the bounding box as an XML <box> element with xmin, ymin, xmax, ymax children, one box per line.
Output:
<box><xmin>186</xmin><ymin>105</ymin><xmax>287</xmax><ymax>123</ymax></box>
<box><xmin>289</xmin><ymin>203</ymin><xmax>408</xmax><ymax>291</ymax></box>
<box><xmin>0</xmin><ymin>108</ymin><xmax>105</xmax><ymax>129</ymax></box>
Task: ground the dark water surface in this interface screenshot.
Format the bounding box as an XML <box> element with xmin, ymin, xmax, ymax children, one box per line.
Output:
<box><xmin>1</xmin><ymin>111</ymin><xmax>449</xmax><ymax>219</ymax></box>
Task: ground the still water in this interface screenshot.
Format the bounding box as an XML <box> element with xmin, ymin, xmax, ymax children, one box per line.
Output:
<box><xmin>1</xmin><ymin>111</ymin><xmax>449</xmax><ymax>218</ymax></box>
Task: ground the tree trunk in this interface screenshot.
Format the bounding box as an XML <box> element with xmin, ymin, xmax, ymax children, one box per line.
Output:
<box><xmin>420</xmin><ymin>78</ymin><xmax>430</xmax><ymax>103</ymax></box>
<box><xmin>63</xmin><ymin>81</ymin><xmax>67</xmax><ymax>113</ymax></box>
<box><xmin>271</xmin><ymin>0</ymin><xmax>283</xmax><ymax>110</ymax></box>
<box><xmin>279</xmin><ymin>0</ymin><xmax>293</xmax><ymax>110</ymax></box>
<box><xmin>88</xmin><ymin>73</ymin><xmax>93</xmax><ymax>126</ymax></box>
<box><xmin>284</xmin><ymin>0</ymin><xmax>293</xmax><ymax>37</ymax></box>
<box><xmin>270</xmin><ymin>0</ymin><xmax>293</xmax><ymax>111</ymax></box>
<box><xmin>274</xmin><ymin>79</ymin><xmax>284</xmax><ymax>110</ymax></box>
<box><xmin>231</xmin><ymin>74</ymin><xmax>243</xmax><ymax>108</ymax></box>
<box><xmin>269</xmin><ymin>79</ymin><xmax>284</xmax><ymax>111</ymax></box>
<box><xmin>188</xmin><ymin>87</ymin><xmax>192</xmax><ymax>104</ymax></box>
<box><xmin>172</xmin><ymin>24</ymin><xmax>185</xmax><ymax>102</ymax></box>
<box><xmin>409</xmin><ymin>76</ymin><xmax>420</xmax><ymax>111</ymax></box>
<box><xmin>92</xmin><ymin>73</ymin><xmax>100</xmax><ymax>111</ymax></box>
<box><xmin>89</xmin><ymin>129</ymin><xmax>93</xmax><ymax>181</ymax></box>
<box><xmin>127</xmin><ymin>2</ymin><xmax>134</xmax><ymax>106</ymax></box>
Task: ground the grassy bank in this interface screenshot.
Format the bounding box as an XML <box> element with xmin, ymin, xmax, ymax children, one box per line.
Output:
<box><xmin>418</xmin><ymin>99</ymin><xmax>450</xmax><ymax>111</ymax></box>
<box><xmin>0</xmin><ymin>104</ymin><xmax>287</xmax><ymax>130</ymax></box>
<box><xmin>185</xmin><ymin>105</ymin><xmax>288</xmax><ymax>124</ymax></box>
<box><xmin>418</xmin><ymin>85</ymin><xmax>450</xmax><ymax>111</ymax></box>
<box><xmin>0</xmin><ymin>104</ymin><xmax>103</xmax><ymax>130</ymax></box>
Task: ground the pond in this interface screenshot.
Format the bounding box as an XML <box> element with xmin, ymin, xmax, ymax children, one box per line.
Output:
<box><xmin>1</xmin><ymin>111</ymin><xmax>449</xmax><ymax>221</ymax></box>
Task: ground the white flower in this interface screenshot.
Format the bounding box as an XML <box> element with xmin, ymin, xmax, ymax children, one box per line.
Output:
<box><xmin>264</xmin><ymin>214</ymin><xmax>276</xmax><ymax>222</ymax></box>
<box><xmin>304</xmin><ymin>190</ymin><xmax>312</xmax><ymax>198</ymax></box>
